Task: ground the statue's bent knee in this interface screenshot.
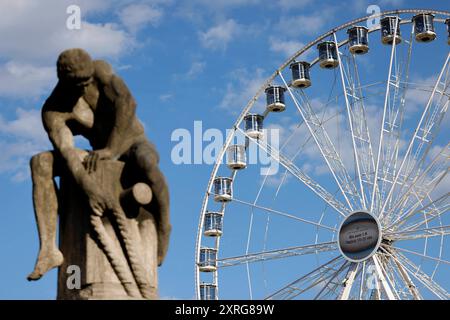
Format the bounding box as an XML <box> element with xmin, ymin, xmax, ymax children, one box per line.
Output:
<box><xmin>30</xmin><ymin>152</ymin><xmax>53</xmax><ymax>178</ymax></box>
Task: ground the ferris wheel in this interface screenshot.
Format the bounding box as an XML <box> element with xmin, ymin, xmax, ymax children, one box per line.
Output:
<box><xmin>195</xmin><ymin>9</ymin><xmax>450</xmax><ymax>300</ymax></box>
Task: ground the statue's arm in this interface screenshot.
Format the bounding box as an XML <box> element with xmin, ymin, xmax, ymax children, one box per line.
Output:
<box><xmin>42</xmin><ymin>106</ymin><xmax>96</xmax><ymax>194</ymax></box>
<box><xmin>103</xmin><ymin>74</ymin><xmax>138</xmax><ymax>158</ymax></box>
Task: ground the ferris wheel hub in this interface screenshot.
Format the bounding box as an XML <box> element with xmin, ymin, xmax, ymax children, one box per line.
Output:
<box><xmin>338</xmin><ymin>211</ymin><xmax>382</xmax><ymax>263</ymax></box>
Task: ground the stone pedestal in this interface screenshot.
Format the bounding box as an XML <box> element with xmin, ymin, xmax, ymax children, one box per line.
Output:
<box><xmin>56</xmin><ymin>160</ymin><xmax>158</xmax><ymax>300</ymax></box>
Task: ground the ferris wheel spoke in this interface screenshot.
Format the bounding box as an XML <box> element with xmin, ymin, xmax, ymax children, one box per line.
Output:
<box><xmin>275</xmin><ymin>110</ymin><xmax>343</xmax><ymax>196</ymax></box>
<box><xmin>372</xmin><ymin>254</ymin><xmax>398</xmax><ymax>300</ymax></box>
<box><xmin>381</xmin><ymin>143</ymin><xmax>449</xmax><ymax>227</ymax></box>
<box><xmin>198</xmin><ymin>11</ymin><xmax>450</xmax><ymax>301</ymax></box>
<box><xmin>333</xmin><ymin>33</ymin><xmax>368</xmax><ymax>209</ymax></box>
<box><xmin>388</xmin><ymin>245</ymin><xmax>450</xmax><ymax>266</ymax></box>
<box><xmin>399</xmin><ymin>63</ymin><xmax>450</xmax><ymax>182</ymax></box>
<box><xmin>379</xmin><ymin>255</ymin><xmax>403</xmax><ymax>300</ymax></box>
<box><xmin>216</xmin><ymin>242</ymin><xmax>337</xmax><ymax>268</ymax></box>
<box><xmin>386</xmin><ymin>249</ymin><xmax>449</xmax><ymax>299</ymax></box>
<box><xmin>384</xmin><ymin>96</ymin><xmax>450</xmax><ymax>223</ymax></box>
<box><xmin>358</xmin><ymin>260</ymin><xmax>367</xmax><ymax>300</ymax></box>
<box><xmin>391</xmin><ymin>192</ymin><xmax>450</xmax><ymax>233</ymax></box>
<box><xmin>393</xmin><ymin>262</ymin><xmax>422</xmax><ymax>300</ymax></box>
<box><xmin>375</xmin><ymin>26</ymin><xmax>415</xmax><ymax>217</ymax></box>
<box><xmin>379</xmin><ymin>246</ymin><xmax>423</xmax><ymax>299</ymax></box>
<box><xmin>385</xmin><ymin>224</ymin><xmax>450</xmax><ymax>241</ymax></box>
<box><xmin>314</xmin><ymin>260</ymin><xmax>350</xmax><ymax>300</ymax></box>
<box><xmin>237</xmin><ymin>127</ymin><xmax>350</xmax><ymax>217</ymax></box>
<box><xmin>265</xmin><ymin>256</ymin><xmax>345</xmax><ymax>300</ymax></box>
<box><xmin>384</xmin><ymin>259</ymin><xmax>409</xmax><ymax>299</ymax></box>
<box><xmin>347</xmin><ymin>56</ymin><xmax>378</xmax><ymax>207</ymax></box>
<box><xmin>230</xmin><ymin>196</ymin><xmax>337</xmax><ymax>232</ymax></box>
<box><xmin>378</xmin><ymin>52</ymin><xmax>450</xmax><ymax>220</ymax></box>
<box><xmin>371</xmin><ymin>16</ymin><xmax>402</xmax><ymax>214</ymax></box>
<box><xmin>339</xmin><ymin>262</ymin><xmax>360</xmax><ymax>300</ymax></box>
<box><xmin>279</xmin><ymin>73</ymin><xmax>362</xmax><ymax>211</ymax></box>
<box><xmin>383</xmin><ymin>145</ymin><xmax>450</xmax><ymax>229</ymax></box>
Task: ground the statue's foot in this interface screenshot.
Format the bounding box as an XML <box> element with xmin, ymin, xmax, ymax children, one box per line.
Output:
<box><xmin>27</xmin><ymin>249</ymin><xmax>64</xmax><ymax>281</ymax></box>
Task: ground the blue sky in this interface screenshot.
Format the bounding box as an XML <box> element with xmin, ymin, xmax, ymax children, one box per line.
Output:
<box><xmin>0</xmin><ymin>0</ymin><xmax>449</xmax><ymax>300</ymax></box>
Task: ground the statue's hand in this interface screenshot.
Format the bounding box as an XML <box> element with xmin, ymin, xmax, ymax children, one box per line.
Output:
<box><xmin>87</xmin><ymin>187</ymin><xmax>118</xmax><ymax>217</ymax></box>
<box><xmin>84</xmin><ymin>148</ymin><xmax>113</xmax><ymax>173</ymax></box>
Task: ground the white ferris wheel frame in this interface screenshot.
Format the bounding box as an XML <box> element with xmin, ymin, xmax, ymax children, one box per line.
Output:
<box><xmin>195</xmin><ymin>9</ymin><xmax>450</xmax><ymax>300</ymax></box>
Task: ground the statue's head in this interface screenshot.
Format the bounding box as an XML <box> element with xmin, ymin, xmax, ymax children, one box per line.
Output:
<box><xmin>57</xmin><ymin>48</ymin><xmax>94</xmax><ymax>92</ymax></box>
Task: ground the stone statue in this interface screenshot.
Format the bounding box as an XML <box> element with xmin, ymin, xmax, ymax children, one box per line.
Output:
<box><xmin>27</xmin><ymin>48</ymin><xmax>171</xmax><ymax>299</ymax></box>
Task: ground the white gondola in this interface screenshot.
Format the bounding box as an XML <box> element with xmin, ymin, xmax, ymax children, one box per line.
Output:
<box><xmin>265</xmin><ymin>85</ymin><xmax>286</xmax><ymax>112</ymax></box>
<box><xmin>380</xmin><ymin>16</ymin><xmax>402</xmax><ymax>45</ymax></box>
<box><xmin>204</xmin><ymin>211</ymin><xmax>224</xmax><ymax>237</ymax></box>
<box><xmin>200</xmin><ymin>283</ymin><xmax>217</xmax><ymax>300</ymax></box>
<box><xmin>198</xmin><ymin>248</ymin><xmax>217</xmax><ymax>272</ymax></box>
<box><xmin>244</xmin><ymin>114</ymin><xmax>264</xmax><ymax>139</ymax></box>
<box><xmin>317</xmin><ymin>41</ymin><xmax>339</xmax><ymax>69</ymax></box>
<box><xmin>347</xmin><ymin>26</ymin><xmax>369</xmax><ymax>54</ymax></box>
<box><xmin>290</xmin><ymin>61</ymin><xmax>311</xmax><ymax>88</ymax></box>
<box><xmin>226</xmin><ymin>145</ymin><xmax>247</xmax><ymax>170</ymax></box>
<box><xmin>446</xmin><ymin>19</ymin><xmax>450</xmax><ymax>45</ymax></box>
<box><xmin>412</xmin><ymin>13</ymin><xmax>436</xmax><ymax>43</ymax></box>
<box><xmin>213</xmin><ymin>177</ymin><xmax>232</xmax><ymax>202</ymax></box>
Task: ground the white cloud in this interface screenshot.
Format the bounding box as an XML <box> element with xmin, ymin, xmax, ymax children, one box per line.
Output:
<box><xmin>0</xmin><ymin>0</ymin><xmax>143</xmax><ymax>99</ymax></box>
<box><xmin>275</xmin><ymin>9</ymin><xmax>334</xmax><ymax>38</ymax></box>
<box><xmin>0</xmin><ymin>0</ymin><xmax>134</xmax><ymax>63</ymax></box>
<box><xmin>351</xmin><ymin>0</ymin><xmax>404</xmax><ymax>13</ymax></box>
<box><xmin>219</xmin><ymin>68</ymin><xmax>268</xmax><ymax>115</ymax></box>
<box><xmin>269</xmin><ymin>37</ymin><xmax>308</xmax><ymax>59</ymax></box>
<box><xmin>175</xmin><ymin>0</ymin><xmax>260</xmax><ymax>22</ymax></box>
<box><xmin>0</xmin><ymin>108</ymin><xmax>47</xmax><ymax>144</ymax></box>
<box><xmin>0</xmin><ymin>1</ymin><xmax>171</xmax><ymax>181</ymax></box>
<box><xmin>159</xmin><ymin>93</ymin><xmax>174</xmax><ymax>102</ymax></box>
<box><xmin>186</xmin><ymin>61</ymin><xmax>206</xmax><ymax>78</ymax></box>
<box><xmin>432</xmin><ymin>174</ymin><xmax>449</xmax><ymax>200</ymax></box>
<box><xmin>199</xmin><ymin>19</ymin><xmax>241</xmax><ymax>51</ymax></box>
<box><xmin>119</xmin><ymin>3</ymin><xmax>163</xmax><ymax>33</ymax></box>
<box><xmin>277</xmin><ymin>0</ymin><xmax>312</xmax><ymax>10</ymax></box>
<box><xmin>190</xmin><ymin>0</ymin><xmax>260</xmax><ymax>10</ymax></box>
<box><xmin>264</xmin><ymin>169</ymin><xmax>293</xmax><ymax>188</ymax></box>
<box><xmin>379</xmin><ymin>0</ymin><xmax>404</xmax><ymax>5</ymax></box>
<box><xmin>0</xmin><ymin>108</ymin><xmax>50</xmax><ymax>181</ymax></box>
<box><xmin>57</xmin><ymin>22</ymin><xmax>133</xmax><ymax>58</ymax></box>
<box><xmin>173</xmin><ymin>61</ymin><xmax>206</xmax><ymax>80</ymax></box>
<box><xmin>0</xmin><ymin>62</ymin><xmax>55</xmax><ymax>98</ymax></box>
<box><xmin>404</xmin><ymin>74</ymin><xmax>440</xmax><ymax>118</ymax></box>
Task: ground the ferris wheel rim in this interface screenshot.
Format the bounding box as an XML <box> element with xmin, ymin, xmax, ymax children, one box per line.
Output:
<box><xmin>195</xmin><ymin>8</ymin><xmax>450</xmax><ymax>300</ymax></box>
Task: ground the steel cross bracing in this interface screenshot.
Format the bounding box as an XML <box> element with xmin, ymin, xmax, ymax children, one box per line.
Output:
<box><xmin>381</xmin><ymin>74</ymin><xmax>450</xmax><ymax>225</ymax></box>
<box><xmin>377</xmin><ymin>250</ymin><xmax>419</xmax><ymax>300</ymax></box>
<box><xmin>391</xmin><ymin>255</ymin><xmax>422</xmax><ymax>300</ymax></box>
<box><xmin>195</xmin><ymin>10</ymin><xmax>450</xmax><ymax>300</ymax></box>
<box><xmin>371</xmin><ymin>16</ymin><xmax>403</xmax><ymax>215</ymax></box>
<box><xmin>337</xmin><ymin>42</ymin><xmax>377</xmax><ymax>210</ymax></box>
<box><xmin>265</xmin><ymin>256</ymin><xmax>345</xmax><ymax>300</ymax></box>
<box><xmin>378</xmin><ymin>53</ymin><xmax>450</xmax><ymax>220</ymax></box>
<box><xmin>339</xmin><ymin>262</ymin><xmax>360</xmax><ymax>300</ymax></box>
<box><xmin>216</xmin><ymin>242</ymin><xmax>337</xmax><ymax>268</ymax></box>
<box><xmin>314</xmin><ymin>261</ymin><xmax>350</xmax><ymax>299</ymax></box>
<box><xmin>280</xmin><ymin>73</ymin><xmax>363</xmax><ymax>211</ymax></box>
<box><xmin>385</xmin><ymin>225</ymin><xmax>450</xmax><ymax>241</ymax></box>
<box><xmin>384</xmin><ymin>144</ymin><xmax>450</xmax><ymax>230</ymax></box>
<box><xmin>237</xmin><ymin>127</ymin><xmax>351</xmax><ymax>217</ymax></box>
<box><xmin>376</xmin><ymin>37</ymin><xmax>415</xmax><ymax>215</ymax></box>
<box><xmin>387</xmin><ymin>249</ymin><xmax>450</xmax><ymax>299</ymax></box>
<box><xmin>390</xmin><ymin>192</ymin><xmax>449</xmax><ymax>233</ymax></box>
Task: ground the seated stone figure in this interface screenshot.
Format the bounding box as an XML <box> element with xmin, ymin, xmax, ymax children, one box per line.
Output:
<box><xmin>27</xmin><ymin>49</ymin><xmax>171</xmax><ymax>296</ymax></box>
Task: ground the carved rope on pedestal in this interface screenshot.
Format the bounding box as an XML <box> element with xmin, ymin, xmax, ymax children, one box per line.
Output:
<box><xmin>89</xmin><ymin>181</ymin><xmax>154</xmax><ymax>299</ymax></box>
